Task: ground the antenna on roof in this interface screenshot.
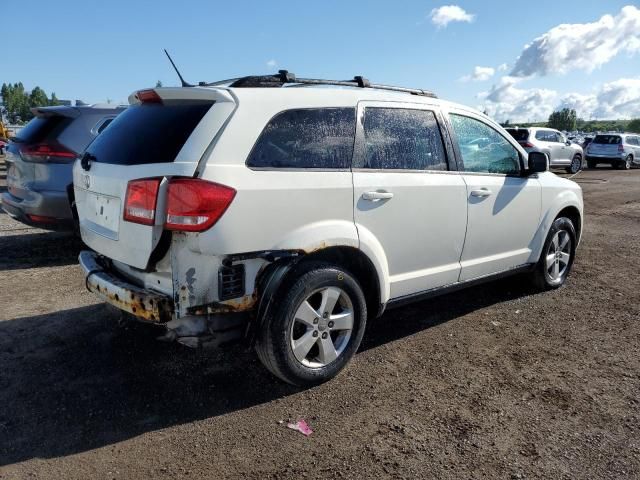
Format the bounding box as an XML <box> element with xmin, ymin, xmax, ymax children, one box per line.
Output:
<box><xmin>163</xmin><ymin>49</ymin><xmax>193</xmax><ymax>87</ymax></box>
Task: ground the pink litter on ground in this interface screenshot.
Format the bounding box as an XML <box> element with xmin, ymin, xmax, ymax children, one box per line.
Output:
<box><xmin>287</xmin><ymin>420</ymin><xmax>313</xmax><ymax>436</ymax></box>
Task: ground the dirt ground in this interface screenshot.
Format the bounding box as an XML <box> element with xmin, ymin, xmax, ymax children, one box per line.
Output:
<box><xmin>1</xmin><ymin>154</ymin><xmax>639</xmax><ymax>479</ymax></box>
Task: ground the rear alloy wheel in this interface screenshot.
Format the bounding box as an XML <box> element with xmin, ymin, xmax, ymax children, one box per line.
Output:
<box><xmin>255</xmin><ymin>263</ymin><xmax>367</xmax><ymax>386</ymax></box>
<box><xmin>624</xmin><ymin>155</ymin><xmax>633</xmax><ymax>170</ymax></box>
<box><xmin>566</xmin><ymin>155</ymin><xmax>582</xmax><ymax>174</ymax></box>
<box><xmin>531</xmin><ymin>217</ymin><xmax>576</xmax><ymax>290</ymax></box>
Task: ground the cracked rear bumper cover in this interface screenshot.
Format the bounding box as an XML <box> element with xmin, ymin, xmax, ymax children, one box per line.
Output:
<box><xmin>79</xmin><ymin>250</ymin><xmax>173</xmax><ymax>323</ymax></box>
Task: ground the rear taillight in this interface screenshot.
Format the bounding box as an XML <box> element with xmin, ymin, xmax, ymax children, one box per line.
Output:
<box><xmin>123</xmin><ymin>178</ymin><xmax>161</xmax><ymax>226</ymax></box>
<box><xmin>123</xmin><ymin>177</ymin><xmax>236</xmax><ymax>232</ymax></box>
<box><xmin>520</xmin><ymin>141</ymin><xmax>534</xmax><ymax>148</ymax></box>
<box><xmin>165</xmin><ymin>178</ymin><xmax>236</xmax><ymax>232</ymax></box>
<box><xmin>27</xmin><ymin>214</ymin><xmax>56</xmax><ymax>224</ymax></box>
<box><xmin>20</xmin><ymin>142</ymin><xmax>76</xmax><ymax>163</ymax></box>
<box><xmin>618</xmin><ymin>144</ymin><xmax>624</xmax><ymax>152</ymax></box>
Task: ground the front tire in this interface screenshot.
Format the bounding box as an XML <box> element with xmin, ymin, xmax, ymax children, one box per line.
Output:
<box><xmin>255</xmin><ymin>262</ymin><xmax>367</xmax><ymax>386</ymax></box>
<box><xmin>566</xmin><ymin>154</ymin><xmax>582</xmax><ymax>174</ymax></box>
<box><xmin>623</xmin><ymin>155</ymin><xmax>633</xmax><ymax>170</ymax></box>
<box><xmin>530</xmin><ymin>217</ymin><xmax>577</xmax><ymax>290</ymax></box>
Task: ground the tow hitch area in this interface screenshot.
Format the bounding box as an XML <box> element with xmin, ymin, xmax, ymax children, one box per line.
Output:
<box><xmin>79</xmin><ymin>250</ymin><xmax>173</xmax><ymax>322</ymax></box>
<box><xmin>157</xmin><ymin>312</ymin><xmax>249</xmax><ymax>349</ymax></box>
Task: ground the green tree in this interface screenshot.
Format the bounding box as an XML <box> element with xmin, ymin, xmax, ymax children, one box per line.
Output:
<box><xmin>49</xmin><ymin>92</ymin><xmax>60</xmax><ymax>106</ymax></box>
<box><xmin>547</xmin><ymin>108</ymin><xmax>577</xmax><ymax>131</ymax></box>
<box><xmin>29</xmin><ymin>86</ymin><xmax>49</xmax><ymax>108</ymax></box>
<box><xmin>155</xmin><ymin>80</ymin><xmax>163</xmax><ymax>88</ymax></box>
<box><xmin>628</xmin><ymin>119</ymin><xmax>640</xmax><ymax>133</ymax></box>
<box><xmin>3</xmin><ymin>82</ymin><xmax>30</xmax><ymax>123</ymax></box>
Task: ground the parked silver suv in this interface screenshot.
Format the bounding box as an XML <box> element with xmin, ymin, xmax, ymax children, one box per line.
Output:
<box><xmin>506</xmin><ymin>127</ymin><xmax>584</xmax><ymax>174</ymax></box>
<box><xmin>585</xmin><ymin>133</ymin><xmax>640</xmax><ymax>169</ymax></box>
<box><xmin>2</xmin><ymin>104</ymin><xmax>125</xmax><ymax>230</ymax></box>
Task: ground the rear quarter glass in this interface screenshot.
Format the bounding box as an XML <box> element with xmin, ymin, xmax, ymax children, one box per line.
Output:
<box><xmin>84</xmin><ymin>102</ymin><xmax>213</xmax><ymax>165</ymax></box>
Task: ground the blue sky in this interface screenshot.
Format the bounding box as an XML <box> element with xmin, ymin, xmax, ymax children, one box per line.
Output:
<box><xmin>4</xmin><ymin>0</ymin><xmax>640</xmax><ymax>121</ymax></box>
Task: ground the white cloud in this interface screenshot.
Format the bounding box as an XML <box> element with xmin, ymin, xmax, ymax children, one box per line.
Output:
<box><xmin>560</xmin><ymin>77</ymin><xmax>640</xmax><ymax>119</ymax></box>
<box><xmin>430</xmin><ymin>5</ymin><xmax>475</xmax><ymax>28</ymax></box>
<box><xmin>482</xmin><ymin>76</ymin><xmax>557</xmax><ymax>123</ymax></box>
<box><xmin>266</xmin><ymin>59</ymin><xmax>277</xmax><ymax>69</ymax></box>
<box><xmin>511</xmin><ymin>5</ymin><xmax>640</xmax><ymax>77</ymax></box>
<box><xmin>460</xmin><ymin>66</ymin><xmax>495</xmax><ymax>82</ymax></box>
<box><xmin>481</xmin><ymin>76</ymin><xmax>640</xmax><ymax>122</ymax></box>
<box><xmin>497</xmin><ymin>63</ymin><xmax>508</xmax><ymax>72</ymax></box>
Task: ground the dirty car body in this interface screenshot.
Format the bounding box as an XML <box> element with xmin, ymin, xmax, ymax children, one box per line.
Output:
<box><xmin>75</xmin><ymin>78</ymin><xmax>583</xmax><ymax>385</ymax></box>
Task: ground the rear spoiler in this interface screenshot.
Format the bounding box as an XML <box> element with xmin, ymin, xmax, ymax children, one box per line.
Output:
<box><xmin>30</xmin><ymin>106</ymin><xmax>81</xmax><ymax>119</ymax></box>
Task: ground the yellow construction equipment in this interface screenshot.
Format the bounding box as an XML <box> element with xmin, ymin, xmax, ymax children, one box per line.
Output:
<box><xmin>0</xmin><ymin>121</ymin><xmax>9</xmax><ymax>141</ymax></box>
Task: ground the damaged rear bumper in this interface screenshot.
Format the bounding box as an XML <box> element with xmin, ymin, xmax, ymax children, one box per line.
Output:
<box><xmin>79</xmin><ymin>250</ymin><xmax>248</xmax><ymax>348</ymax></box>
<box><xmin>79</xmin><ymin>250</ymin><xmax>174</xmax><ymax>323</ymax></box>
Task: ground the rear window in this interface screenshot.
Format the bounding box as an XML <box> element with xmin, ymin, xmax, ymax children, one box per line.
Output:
<box><xmin>85</xmin><ymin>102</ymin><xmax>212</xmax><ymax>165</ymax></box>
<box><xmin>247</xmin><ymin>108</ymin><xmax>356</xmax><ymax>169</ymax></box>
<box><xmin>506</xmin><ymin>129</ymin><xmax>529</xmax><ymax>141</ymax></box>
<box><xmin>593</xmin><ymin>135</ymin><xmax>621</xmax><ymax>145</ymax></box>
<box><xmin>14</xmin><ymin>115</ymin><xmax>72</xmax><ymax>144</ymax></box>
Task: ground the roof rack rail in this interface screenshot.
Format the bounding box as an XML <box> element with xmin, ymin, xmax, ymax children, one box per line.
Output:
<box><xmin>199</xmin><ymin>70</ymin><xmax>437</xmax><ymax>98</ymax></box>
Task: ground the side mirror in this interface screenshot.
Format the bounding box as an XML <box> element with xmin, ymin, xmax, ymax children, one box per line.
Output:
<box><xmin>527</xmin><ymin>152</ymin><xmax>547</xmax><ymax>173</ymax></box>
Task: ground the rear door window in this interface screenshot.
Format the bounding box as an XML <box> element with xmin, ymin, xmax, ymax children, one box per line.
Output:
<box><xmin>85</xmin><ymin>102</ymin><xmax>213</xmax><ymax>165</ymax></box>
<box><xmin>357</xmin><ymin>107</ymin><xmax>448</xmax><ymax>170</ymax></box>
<box><xmin>13</xmin><ymin>115</ymin><xmax>72</xmax><ymax>144</ymax></box>
<box><xmin>449</xmin><ymin>114</ymin><xmax>521</xmax><ymax>175</ymax></box>
<box><xmin>246</xmin><ymin>108</ymin><xmax>356</xmax><ymax>169</ymax></box>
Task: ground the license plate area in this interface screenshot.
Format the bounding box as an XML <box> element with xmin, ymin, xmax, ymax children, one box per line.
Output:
<box><xmin>84</xmin><ymin>191</ymin><xmax>121</xmax><ymax>240</ymax></box>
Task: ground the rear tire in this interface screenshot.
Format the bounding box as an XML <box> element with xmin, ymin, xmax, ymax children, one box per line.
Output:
<box><xmin>587</xmin><ymin>159</ymin><xmax>596</xmax><ymax>169</ymax></box>
<box><xmin>255</xmin><ymin>262</ymin><xmax>367</xmax><ymax>386</ymax></box>
<box><xmin>530</xmin><ymin>217</ymin><xmax>577</xmax><ymax>291</ymax></box>
<box><xmin>624</xmin><ymin>155</ymin><xmax>632</xmax><ymax>170</ymax></box>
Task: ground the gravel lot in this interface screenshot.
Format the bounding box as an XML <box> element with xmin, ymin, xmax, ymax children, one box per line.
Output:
<box><xmin>1</xmin><ymin>155</ymin><xmax>639</xmax><ymax>479</ymax></box>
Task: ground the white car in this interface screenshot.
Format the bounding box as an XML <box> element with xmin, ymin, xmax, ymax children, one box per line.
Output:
<box><xmin>505</xmin><ymin>127</ymin><xmax>584</xmax><ymax>174</ymax></box>
<box><xmin>74</xmin><ymin>72</ymin><xmax>583</xmax><ymax>385</ymax></box>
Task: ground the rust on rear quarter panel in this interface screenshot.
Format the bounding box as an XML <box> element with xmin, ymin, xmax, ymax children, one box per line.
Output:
<box><xmin>187</xmin><ymin>292</ymin><xmax>258</xmax><ymax>316</ymax></box>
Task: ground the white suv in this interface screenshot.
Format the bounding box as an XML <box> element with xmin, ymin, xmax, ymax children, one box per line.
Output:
<box><xmin>74</xmin><ymin>73</ymin><xmax>583</xmax><ymax>385</ymax></box>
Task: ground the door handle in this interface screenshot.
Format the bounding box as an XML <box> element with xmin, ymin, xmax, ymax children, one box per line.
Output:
<box><xmin>470</xmin><ymin>188</ymin><xmax>492</xmax><ymax>198</ymax></box>
<box><xmin>362</xmin><ymin>191</ymin><xmax>394</xmax><ymax>201</ymax></box>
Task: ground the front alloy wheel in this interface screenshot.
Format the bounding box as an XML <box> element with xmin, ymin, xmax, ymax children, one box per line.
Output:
<box><xmin>531</xmin><ymin>216</ymin><xmax>577</xmax><ymax>290</ymax></box>
<box><xmin>566</xmin><ymin>155</ymin><xmax>582</xmax><ymax>174</ymax></box>
<box><xmin>544</xmin><ymin>230</ymin><xmax>572</xmax><ymax>285</ymax></box>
